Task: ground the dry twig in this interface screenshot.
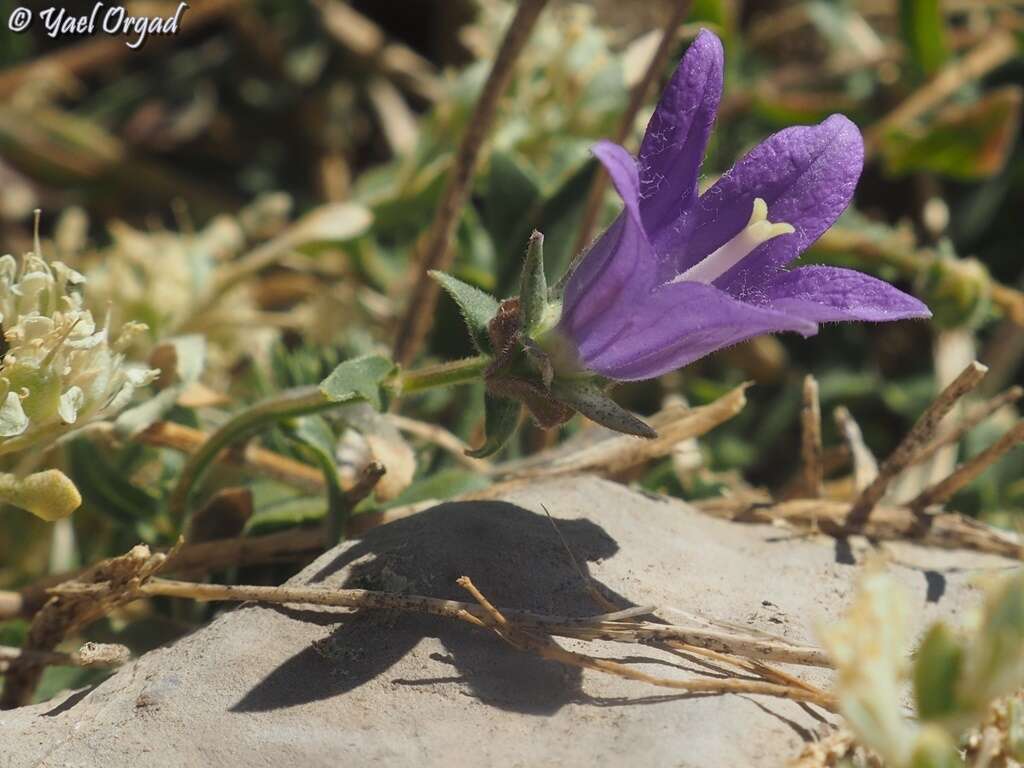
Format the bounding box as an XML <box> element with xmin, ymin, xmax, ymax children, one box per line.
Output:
<box><xmin>137</xmin><ymin>577</ymin><xmax>829</xmax><ymax>667</ymax></box>
<box><xmin>834</xmin><ymin>406</ymin><xmax>879</xmax><ymax>492</ymax></box>
<box><xmin>800</xmin><ymin>375</ymin><xmax>824</xmax><ymax>498</ymax></box>
<box><xmin>846</xmin><ymin>361</ymin><xmax>987</xmax><ymax>528</ymax></box>
<box><xmin>0</xmin><ymin>546</ymin><xmax>166</xmax><ymax>709</ymax></box>
<box><xmin>571</xmin><ymin>1</ymin><xmax>693</xmax><ymax>258</ymax></box>
<box><xmin>505</xmin><ymin>384</ymin><xmax>748</xmax><ymax>479</ymax></box>
<box><xmin>455</xmin><ymin>577</ymin><xmax>836</xmax><ymax>709</ymax></box>
<box><xmin>911</xmin><ymin>386</ymin><xmax>1023</xmax><ymax>470</ymax></box>
<box><xmin>696</xmin><ymin>497</ymin><xmax>1022</xmax><ymax>560</ymax></box>
<box><xmin>911</xmin><ymin>421</ymin><xmax>1024</xmax><ymax>512</ymax></box>
<box><xmin>392</xmin><ymin>0</ymin><xmax>550</xmax><ymax>367</ymax></box>
<box><xmin>0</xmin><ymin>642</ymin><xmax>129</xmax><ymax>670</ymax></box>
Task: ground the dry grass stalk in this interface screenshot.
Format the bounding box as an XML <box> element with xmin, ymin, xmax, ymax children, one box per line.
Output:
<box><xmin>571</xmin><ymin>0</ymin><xmax>694</xmax><ymax>258</ymax></box>
<box><xmin>392</xmin><ymin>0</ymin><xmax>551</xmax><ymax>367</ymax></box>
<box><xmin>910</xmin><ymin>420</ymin><xmax>1024</xmax><ymax>512</ymax></box>
<box><xmin>846</xmin><ymin>361</ymin><xmax>987</xmax><ymax>528</ymax></box>
<box><xmin>137</xmin><ymin>576</ymin><xmax>830</xmax><ymax>667</ymax></box>
<box><xmin>0</xmin><ymin>642</ymin><xmax>129</xmax><ymax>670</ymax></box>
<box><xmin>800</xmin><ymin>375</ymin><xmax>824</xmax><ymax>498</ymax></box>
<box><xmin>696</xmin><ymin>497</ymin><xmax>1023</xmax><ymax>560</ymax></box>
<box><xmin>0</xmin><ymin>546</ymin><xmax>167</xmax><ymax>709</ymax></box>
<box><xmin>135</xmin><ymin>420</ymin><xmax>328</xmax><ymax>493</ymax></box>
<box><xmin>455</xmin><ymin>576</ymin><xmax>836</xmax><ymax>709</ymax></box>
<box><xmin>833</xmin><ymin>406</ymin><xmax>879</xmax><ymax>492</ymax></box>
<box><xmin>507</xmin><ymin>384</ymin><xmax>748</xmax><ymax>479</ymax></box>
<box><xmin>910</xmin><ymin>385</ymin><xmax>1024</xmax><ymax>470</ymax></box>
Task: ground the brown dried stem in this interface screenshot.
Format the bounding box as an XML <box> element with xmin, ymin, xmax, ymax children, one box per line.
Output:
<box><xmin>135</xmin><ymin>420</ymin><xmax>327</xmax><ymax>494</ymax></box>
<box><xmin>846</xmin><ymin>361</ymin><xmax>987</xmax><ymax>528</ymax></box>
<box><xmin>0</xmin><ymin>546</ymin><xmax>166</xmax><ymax>709</ymax></box>
<box><xmin>505</xmin><ymin>384</ymin><xmax>748</xmax><ymax>479</ymax></box>
<box><xmin>392</xmin><ymin>0</ymin><xmax>551</xmax><ymax>367</ymax></box>
<box><xmin>571</xmin><ymin>1</ymin><xmax>693</xmax><ymax>259</ymax></box>
<box><xmin>455</xmin><ymin>577</ymin><xmax>836</xmax><ymax>709</ymax></box>
<box><xmin>138</xmin><ymin>577</ymin><xmax>829</xmax><ymax>667</ymax></box>
<box><xmin>800</xmin><ymin>375</ymin><xmax>824</xmax><ymax>498</ymax></box>
<box><xmin>696</xmin><ymin>497</ymin><xmax>1022</xmax><ymax>560</ymax></box>
<box><xmin>834</xmin><ymin>406</ymin><xmax>879</xmax><ymax>492</ymax></box>
<box><xmin>910</xmin><ymin>421</ymin><xmax>1024</xmax><ymax>511</ymax></box>
<box><xmin>0</xmin><ymin>642</ymin><xmax>129</xmax><ymax>670</ymax></box>
<box><xmin>910</xmin><ymin>386</ymin><xmax>1023</xmax><ymax>470</ymax></box>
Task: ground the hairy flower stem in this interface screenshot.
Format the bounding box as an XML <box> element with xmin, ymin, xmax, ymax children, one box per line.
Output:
<box><xmin>167</xmin><ymin>356</ymin><xmax>490</xmax><ymax>534</ymax></box>
<box><xmin>391</xmin><ymin>355</ymin><xmax>489</xmax><ymax>395</ymax></box>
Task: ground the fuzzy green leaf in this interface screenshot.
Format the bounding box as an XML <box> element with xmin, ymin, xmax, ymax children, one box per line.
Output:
<box><xmin>319</xmin><ymin>354</ymin><xmax>394</xmax><ymax>411</ymax></box>
<box><xmin>467</xmin><ymin>394</ymin><xmax>521</xmax><ymax>458</ymax></box>
<box><xmin>429</xmin><ymin>270</ymin><xmax>500</xmax><ymax>353</ymax></box>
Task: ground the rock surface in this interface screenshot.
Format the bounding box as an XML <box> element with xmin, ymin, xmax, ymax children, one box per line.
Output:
<box><xmin>1</xmin><ymin>477</ymin><xmax>1015</xmax><ymax>768</ymax></box>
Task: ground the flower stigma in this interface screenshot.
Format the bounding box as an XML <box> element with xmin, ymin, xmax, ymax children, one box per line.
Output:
<box><xmin>674</xmin><ymin>198</ymin><xmax>794</xmax><ymax>284</ymax></box>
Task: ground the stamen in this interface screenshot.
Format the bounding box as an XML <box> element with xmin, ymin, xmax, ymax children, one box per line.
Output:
<box><xmin>675</xmin><ymin>198</ymin><xmax>794</xmax><ymax>284</ymax></box>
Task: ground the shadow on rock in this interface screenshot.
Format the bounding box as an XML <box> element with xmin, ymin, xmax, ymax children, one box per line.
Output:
<box><xmin>233</xmin><ymin>500</ymin><xmax>627</xmax><ymax>715</ymax></box>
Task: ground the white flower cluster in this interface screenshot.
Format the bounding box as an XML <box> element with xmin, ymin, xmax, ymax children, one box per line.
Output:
<box><xmin>0</xmin><ymin>250</ymin><xmax>157</xmax><ymax>456</ymax></box>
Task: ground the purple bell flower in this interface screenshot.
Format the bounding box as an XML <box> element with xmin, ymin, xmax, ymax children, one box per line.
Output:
<box><xmin>553</xmin><ymin>29</ymin><xmax>931</xmax><ymax>382</ymax></box>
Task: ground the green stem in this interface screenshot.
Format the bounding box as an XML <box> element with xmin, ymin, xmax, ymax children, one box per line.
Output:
<box><xmin>389</xmin><ymin>355</ymin><xmax>489</xmax><ymax>395</ymax></box>
<box><xmin>167</xmin><ymin>355</ymin><xmax>490</xmax><ymax>535</ymax></box>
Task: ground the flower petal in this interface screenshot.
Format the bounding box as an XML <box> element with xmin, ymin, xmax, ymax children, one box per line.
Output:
<box><xmin>592</xmin><ymin>140</ymin><xmax>643</xmax><ymax>231</ymax></box>
<box><xmin>578</xmin><ymin>280</ymin><xmax>818</xmax><ymax>381</ymax></box>
<box><xmin>677</xmin><ymin>114</ymin><xmax>864</xmax><ymax>297</ymax></box>
<box><xmin>560</xmin><ymin>210</ymin><xmax>657</xmax><ymax>350</ymax></box>
<box><xmin>765</xmin><ymin>266</ymin><xmax>931</xmax><ymax>323</ymax></box>
<box><xmin>638</xmin><ymin>29</ymin><xmax>724</xmax><ymax>241</ymax></box>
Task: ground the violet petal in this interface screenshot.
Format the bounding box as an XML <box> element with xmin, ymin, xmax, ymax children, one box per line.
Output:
<box><xmin>765</xmin><ymin>266</ymin><xmax>932</xmax><ymax>323</ymax></box>
<box><xmin>676</xmin><ymin>114</ymin><xmax>863</xmax><ymax>297</ymax></box>
<box><xmin>559</xmin><ymin>210</ymin><xmax>657</xmax><ymax>348</ymax></box>
<box><xmin>578</xmin><ymin>280</ymin><xmax>818</xmax><ymax>381</ymax></box>
<box><xmin>638</xmin><ymin>29</ymin><xmax>724</xmax><ymax>242</ymax></box>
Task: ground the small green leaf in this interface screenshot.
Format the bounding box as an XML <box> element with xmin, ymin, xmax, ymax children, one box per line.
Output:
<box><xmin>319</xmin><ymin>354</ymin><xmax>394</xmax><ymax>411</ymax></box>
<box><xmin>467</xmin><ymin>394</ymin><xmax>521</xmax><ymax>458</ymax></box>
<box><xmin>551</xmin><ymin>379</ymin><xmax>656</xmax><ymax>439</ymax></box>
<box><xmin>429</xmin><ymin>270</ymin><xmax>500</xmax><ymax>353</ymax></box>
<box><xmin>913</xmin><ymin>623</ymin><xmax>963</xmax><ymax>721</ymax></box>
<box><xmin>901</xmin><ymin>0</ymin><xmax>948</xmax><ymax>77</ymax></box>
<box><xmin>519</xmin><ymin>230</ymin><xmax>547</xmax><ymax>334</ymax></box>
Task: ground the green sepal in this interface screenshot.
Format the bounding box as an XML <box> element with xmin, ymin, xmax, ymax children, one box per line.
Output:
<box><xmin>913</xmin><ymin>623</ymin><xmax>963</xmax><ymax>721</ymax></box>
<box><xmin>429</xmin><ymin>270</ymin><xmax>500</xmax><ymax>354</ymax></box>
<box><xmin>518</xmin><ymin>230</ymin><xmax>547</xmax><ymax>335</ymax></box>
<box><xmin>550</xmin><ymin>379</ymin><xmax>656</xmax><ymax>439</ymax></box>
<box><xmin>467</xmin><ymin>394</ymin><xmax>522</xmax><ymax>458</ymax></box>
<box><xmin>319</xmin><ymin>354</ymin><xmax>394</xmax><ymax>411</ymax></box>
